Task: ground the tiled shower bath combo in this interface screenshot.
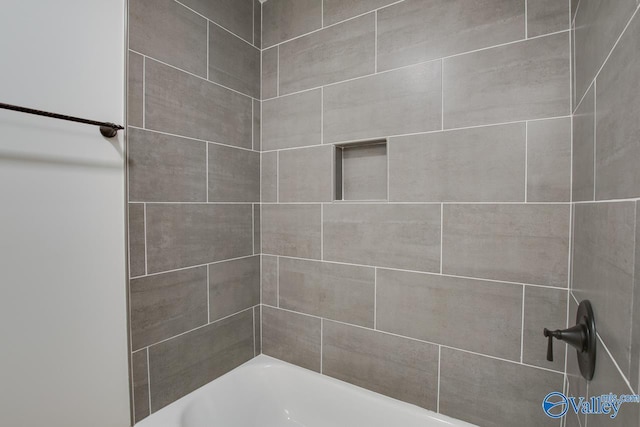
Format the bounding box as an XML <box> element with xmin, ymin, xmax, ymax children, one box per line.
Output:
<box><xmin>126</xmin><ymin>0</ymin><xmax>640</xmax><ymax>426</ymax></box>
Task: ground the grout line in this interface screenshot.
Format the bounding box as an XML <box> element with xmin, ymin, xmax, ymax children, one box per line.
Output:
<box><xmin>262</xmin><ymin>201</ymin><xmax>571</xmax><ymax>205</ymax></box>
<box><xmin>253</xmin><ymin>306</ymin><xmax>256</xmax><ymax>356</ymax></box>
<box><xmin>127</xmin><ymin>125</ymin><xmax>256</xmax><ymax>153</ymax></box>
<box><xmin>276</xmin><ymin>46</ymin><xmax>280</xmax><ymax>97</ymax></box>
<box><xmin>525</xmin><ymin>0</ymin><xmax>528</xmax><ymax>39</ymax></box>
<box><xmin>252</xmin><ymin>0</ymin><xmax>255</xmax><ymax>46</ymax></box>
<box><xmin>206</xmin><ymin>143</ymin><xmax>209</xmax><ymax>202</ymax></box>
<box><xmin>321</xmin><ymin>0</ymin><xmax>324</xmax><ymax>27</ymax></box>
<box><xmin>321</xmin><ymin>204</ymin><xmax>324</xmax><ymax>260</ymax></box>
<box><xmin>629</xmin><ymin>202</ymin><xmax>637</xmax><ymax>383</ymax></box>
<box><xmin>262</xmin><ymin>304</ymin><xmax>567</xmax><ymax>375</ymax></box>
<box><xmin>520</xmin><ymin>285</ymin><xmax>525</xmax><ymax>363</ymax></box>
<box><xmin>143</xmin><ymin>203</ymin><xmax>148</xmax><ymax>275</ymax></box>
<box><xmin>130</xmin><ymin>254</ymin><xmax>257</xmax><ymax>280</ymax></box>
<box><xmin>374</xmin><ymin>268</ymin><xmax>377</xmax><ymax>329</ymax></box>
<box><xmin>437</xmin><ymin>346</ymin><xmax>442</xmax><ymax>413</ymax></box>
<box><xmin>593</xmin><ymin>80</ymin><xmax>597</xmax><ymax>200</ymax></box>
<box><xmin>142</xmin><ymin>57</ymin><xmax>146</xmax><ymax>129</ymax></box>
<box><xmin>207</xmin><ymin>265</ymin><xmax>210</xmax><ymax>323</ymax></box>
<box><xmin>206</xmin><ymin>21</ymin><xmax>209</xmax><ymax>80</ymax></box>
<box><xmin>146</xmin><ymin>348</ymin><xmax>152</xmax><ymax>414</ymax></box>
<box><xmin>276</xmin><ymin>256</ymin><xmax>280</xmax><ymax>308</ymax></box>
<box><xmin>276</xmin><ymin>151</ymin><xmax>280</xmax><ymax>202</ymax></box>
<box><xmin>320</xmin><ymin>319</ymin><xmax>324</xmax><ymax>374</ymax></box>
<box><xmin>596</xmin><ymin>333</ymin><xmax>637</xmax><ymax>394</ymax></box>
<box><xmin>525</xmin><ymin>121</ymin><xmax>528</xmax><ymax>202</ymax></box>
<box><xmin>264</xmin><ymin>30</ymin><xmax>570</xmax><ymax>101</ymax></box>
<box><xmin>440</xmin><ymin>204</ymin><xmax>444</xmax><ymax>274</ymax></box>
<box><xmin>130</xmin><ymin>201</ymin><xmax>256</xmax><ymax>205</ymax></box>
<box><xmin>252</xmin><ymin>203</ymin><xmax>256</xmax><ymax>254</ymax></box>
<box><xmin>441</xmin><ymin>59</ymin><xmax>444</xmax><ymax>130</ymax></box>
<box><xmin>374</xmin><ymin>11</ymin><xmax>378</xmax><ymax>73</ymax></box>
<box><xmin>321</xmin><ymin>87</ymin><xmax>324</xmax><ymax>144</ymax></box>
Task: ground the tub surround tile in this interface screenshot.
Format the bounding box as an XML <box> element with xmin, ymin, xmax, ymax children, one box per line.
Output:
<box><xmin>572</xmin><ymin>84</ymin><xmax>595</xmax><ymax>201</ymax></box>
<box><xmin>262</xmin><ymin>204</ymin><xmax>322</xmax><ymax>259</ymax></box>
<box><xmin>443</xmin><ymin>32</ymin><xmax>570</xmax><ymax>128</ymax></box>
<box><xmin>254</xmin><ymin>306</ymin><xmax>261</xmax><ymax>355</ymax></box>
<box><xmin>130</xmin><ymin>267</ymin><xmax>208</xmax><ymax>350</ymax></box>
<box><xmin>322</xmin><ymin>320</ymin><xmax>439</xmax><ymax>410</ymax></box>
<box><xmin>442</xmin><ymin>204</ymin><xmax>570</xmax><ymax>286</ymax></box>
<box><xmin>341</xmin><ymin>144</ymin><xmax>388</xmax><ymax>201</ymax></box>
<box><xmin>209</xmin><ymin>256</ymin><xmax>260</xmax><ymax>322</ymax></box>
<box><xmin>261</xmin><ymin>255</ymin><xmax>278</xmax><ymax>306</ymax></box>
<box><xmin>128</xmin><ymin>52</ymin><xmax>144</xmax><ymax>128</ymax></box>
<box><xmin>145</xmin><ymin>204</ymin><xmax>253</xmax><ymax>273</ymax></box>
<box><xmin>322</xmin><ymin>0</ymin><xmax>397</xmax><ymax>27</ymax></box>
<box><xmin>278</xmin><ymin>13</ymin><xmax>375</xmax><ymax>95</ymax></box>
<box><xmin>595</xmin><ymin>13</ymin><xmax>640</xmax><ymax>200</ymax></box>
<box><xmin>128</xmin><ymin>203</ymin><xmax>146</xmax><ymax>278</ymax></box>
<box><xmin>522</xmin><ymin>286</ymin><xmax>567</xmax><ymax>371</ymax></box>
<box><xmin>377</xmin><ymin>269</ymin><xmax>522</xmax><ymax>360</ymax></box>
<box><xmin>323</xmin><ymin>61</ymin><xmax>442</xmax><ymax>144</ymax></box>
<box><xmin>208</xmin><ymin>22</ymin><xmax>260</xmax><ymax>98</ymax></box>
<box><xmin>130</xmin><ymin>0</ymin><xmax>207</xmax><ymax>77</ymax></box>
<box><xmin>633</xmin><ymin>203</ymin><xmax>640</xmax><ymax>392</ymax></box>
<box><xmin>261</xmin><ymin>47</ymin><xmax>278</xmax><ymax>100</ymax></box>
<box><xmin>261</xmin><ymin>152</ymin><xmax>277</xmax><ymax>203</ymax></box>
<box><xmin>177</xmin><ymin>0</ymin><xmax>254</xmax><ymax>43</ymax></box>
<box><xmin>323</xmin><ymin>204</ymin><xmax>441</xmax><ymax>272</ymax></box>
<box><xmin>377</xmin><ymin>0</ymin><xmax>524</xmax><ymax>71</ymax></box>
<box><xmin>254</xmin><ymin>205</ymin><xmax>261</xmax><ymax>255</ymax></box>
<box><xmin>439</xmin><ymin>348</ymin><xmax>563</xmax><ymax>427</ymax></box>
<box><xmin>128</xmin><ymin>128</ymin><xmax>207</xmax><ymax>202</ymax></box>
<box><xmin>526</xmin><ymin>117</ymin><xmax>572</xmax><ymax>202</ymax></box>
<box><xmin>388</xmin><ymin>124</ymin><xmax>526</xmax><ymax>202</ymax></box>
<box><xmin>527</xmin><ymin>0</ymin><xmax>570</xmax><ymax>38</ymax></box>
<box><xmin>208</xmin><ymin>144</ymin><xmax>260</xmax><ymax>202</ymax></box>
<box><xmin>278</xmin><ymin>145</ymin><xmax>333</xmax><ymax>202</ymax></box>
<box><xmin>148</xmin><ymin>310</ymin><xmax>254</xmax><ymax>411</ymax></box>
<box><xmin>572</xmin><ymin>202</ymin><xmax>635</xmax><ymax>378</ymax></box>
<box><xmin>253</xmin><ymin>99</ymin><xmax>261</xmax><ymax>151</ymax></box>
<box><xmin>279</xmin><ymin>258</ymin><xmax>375</xmax><ymax>327</ymax></box>
<box><xmin>145</xmin><ymin>59</ymin><xmax>252</xmax><ymax>149</ymax></box>
<box><xmin>262</xmin><ymin>89</ymin><xmax>322</xmax><ymax>151</ymax></box>
<box><xmin>566</xmin><ymin>297</ymin><xmax>587</xmax><ymax>427</ymax></box>
<box><xmin>253</xmin><ymin>0</ymin><xmax>261</xmax><ymax>48</ymax></box>
<box><xmin>132</xmin><ymin>350</ymin><xmax>150</xmax><ymax>422</ymax></box>
<box><xmin>573</xmin><ymin>0</ymin><xmax>637</xmax><ymax>105</ymax></box>
<box><xmin>262</xmin><ymin>306</ymin><xmax>321</xmax><ymax>372</ymax></box>
<box><xmin>262</xmin><ymin>0</ymin><xmax>322</xmax><ymax>48</ymax></box>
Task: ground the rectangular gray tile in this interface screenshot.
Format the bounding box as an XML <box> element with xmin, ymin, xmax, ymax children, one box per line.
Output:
<box><xmin>132</xmin><ymin>350</ymin><xmax>149</xmax><ymax>423</ymax></box>
<box><xmin>389</xmin><ymin>123</ymin><xmax>526</xmax><ymax>202</ymax></box>
<box><xmin>128</xmin><ymin>52</ymin><xmax>144</xmax><ymax>128</ymax></box>
<box><xmin>130</xmin><ymin>266</ymin><xmax>208</xmax><ymax>350</ymax></box>
<box><xmin>342</xmin><ymin>143</ymin><xmax>387</xmax><ymax>201</ymax></box>
<box><xmin>262</xmin><ymin>89</ymin><xmax>321</xmax><ymax>150</ymax></box>
<box><xmin>573</xmin><ymin>202</ymin><xmax>635</xmax><ymax>378</ymax></box>
<box><xmin>587</xmin><ymin>340</ymin><xmax>640</xmax><ymax>426</ymax></box>
<box><xmin>149</xmin><ymin>309</ymin><xmax>254</xmax><ymax>411</ymax></box>
<box><xmin>323</xmin><ymin>61</ymin><xmax>442</xmax><ymax>143</ymax></box>
<box><xmin>262</xmin><ymin>204</ymin><xmax>322</xmax><ymax>259</ymax></box>
<box><xmin>253</xmin><ymin>99</ymin><xmax>260</xmax><ymax>151</ymax></box>
<box><xmin>254</xmin><ymin>204</ymin><xmax>260</xmax><ymax>255</ymax></box>
<box><xmin>129</xmin><ymin>203</ymin><xmax>146</xmax><ymax>277</ymax></box>
<box><xmin>261</xmin><ymin>255</ymin><xmax>278</xmax><ymax>306</ymax></box>
<box><xmin>440</xmin><ymin>348</ymin><xmax>563</xmax><ymax>427</ymax></box>
<box><xmin>323</xmin><ymin>0</ymin><xmax>397</xmax><ymax>26</ymax></box>
<box><xmin>261</xmin><ymin>47</ymin><xmax>278</xmax><ymax>99</ymax></box>
<box><xmin>278</xmin><ymin>145</ymin><xmax>333</xmax><ymax>202</ymax></box>
<box><xmin>279</xmin><ymin>258</ymin><xmax>375</xmax><ymax>327</ymax></box>
<box><xmin>262</xmin><ymin>0</ymin><xmax>322</xmax><ymax>48</ymax></box>
<box><xmin>572</xmin><ymin>84</ymin><xmax>595</xmax><ymax>201</ymax></box>
<box><xmin>130</xmin><ymin>0</ymin><xmax>207</xmax><ymax>77</ymax></box>
<box><xmin>146</xmin><ymin>204</ymin><xmax>253</xmax><ymax>273</ymax></box>
<box><xmin>279</xmin><ymin>13</ymin><xmax>375</xmax><ymax>95</ymax></box>
<box><xmin>178</xmin><ymin>0</ymin><xmax>254</xmax><ymax>43</ymax></box>
<box><xmin>261</xmin><ymin>152</ymin><xmax>277</xmax><ymax>202</ymax></box>
<box><xmin>209</xmin><ymin>22</ymin><xmax>260</xmax><ymax>98</ymax></box>
<box><xmin>323</xmin><ymin>321</ymin><xmax>438</xmax><ymax>410</ymax></box>
<box><xmin>262</xmin><ymin>306</ymin><xmax>321</xmax><ymax>372</ymax></box>
<box><xmin>523</xmin><ymin>286</ymin><xmax>568</xmax><ymax>371</ymax></box>
<box><xmin>377</xmin><ymin>0</ymin><xmax>524</xmax><ymax>71</ymax></box>
<box><xmin>377</xmin><ymin>269</ymin><xmax>523</xmax><ymax>360</ymax></box>
<box><xmin>573</xmin><ymin>0</ymin><xmax>637</xmax><ymax>105</ymax></box>
<box><xmin>595</xmin><ymin>13</ymin><xmax>640</xmax><ymax>200</ymax></box>
<box><xmin>253</xmin><ymin>0</ymin><xmax>261</xmax><ymax>48</ymax></box>
<box><xmin>527</xmin><ymin>0</ymin><xmax>570</xmax><ymax>38</ymax></box>
<box><xmin>129</xmin><ymin>128</ymin><xmax>206</xmax><ymax>202</ymax></box>
<box><xmin>527</xmin><ymin>117</ymin><xmax>572</xmax><ymax>202</ymax></box>
<box><xmin>443</xmin><ymin>204</ymin><xmax>570</xmax><ymax>286</ymax></box>
<box><xmin>209</xmin><ymin>256</ymin><xmax>260</xmax><ymax>322</ymax></box>
<box><xmin>208</xmin><ymin>144</ymin><xmax>259</xmax><ymax>202</ymax></box>
<box><xmin>254</xmin><ymin>305</ymin><xmax>261</xmax><ymax>355</ymax></box>
<box><xmin>443</xmin><ymin>32</ymin><xmax>570</xmax><ymax>128</ymax></box>
<box><xmin>145</xmin><ymin>59</ymin><xmax>252</xmax><ymax>149</ymax></box>
<box><xmin>323</xmin><ymin>204</ymin><xmax>441</xmax><ymax>272</ymax></box>
<box><xmin>634</xmin><ymin>202</ymin><xmax>640</xmax><ymax>391</ymax></box>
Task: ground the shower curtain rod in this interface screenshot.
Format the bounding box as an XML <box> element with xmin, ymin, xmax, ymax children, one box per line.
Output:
<box><xmin>0</xmin><ymin>102</ymin><xmax>124</xmax><ymax>138</ymax></box>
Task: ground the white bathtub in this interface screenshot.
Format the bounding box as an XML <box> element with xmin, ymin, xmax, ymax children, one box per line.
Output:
<box><xmin>137</xmin><ymin>355</ymin><xmax>475</xmax><ymax>427</ymax></box>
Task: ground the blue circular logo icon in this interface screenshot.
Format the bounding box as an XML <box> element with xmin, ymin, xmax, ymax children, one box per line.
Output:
<box><xmin>542</xmin><ymin>392</ymin><xmax>568</xmax><ymax>418</ymax></box>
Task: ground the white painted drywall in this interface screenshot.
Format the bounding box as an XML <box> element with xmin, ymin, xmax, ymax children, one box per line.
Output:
<box><xmin>0</xmin><ymin>1</ymin><xmax>130</xmax><ymax>426</ymax></box>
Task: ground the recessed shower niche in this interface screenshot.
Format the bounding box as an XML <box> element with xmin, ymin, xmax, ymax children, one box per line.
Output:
<box><xmin>334</xmin><ymin>140</ymin><xmax>388</xmax><ymax>201</ymax></box>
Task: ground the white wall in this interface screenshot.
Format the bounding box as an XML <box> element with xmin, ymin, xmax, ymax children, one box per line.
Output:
<box><xmin>0</xmin><ymin>1</ymin><xmax>130</xmax><ymax>426</ymax></box>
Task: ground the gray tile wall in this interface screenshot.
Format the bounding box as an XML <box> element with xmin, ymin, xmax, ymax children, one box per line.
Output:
<box><xmin>259</xmin><ymin>2</ymin><xmax>575</xmax><ymax>426</ymax></box>
<box><xmin>570</xmin><ymin>2</ymin><xmax>640</xmax><ymax>427</ymax></box>
<box><xmin>127</xmin><ymin>0</ymin><xmax>261</xmax><ymax>421</ymax></box>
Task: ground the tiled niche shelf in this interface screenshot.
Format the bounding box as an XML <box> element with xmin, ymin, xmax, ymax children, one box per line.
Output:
<box><xmin>335</xmin><ymin>140</ymin><xmax>388</xmax><ymax>201</ymax></box>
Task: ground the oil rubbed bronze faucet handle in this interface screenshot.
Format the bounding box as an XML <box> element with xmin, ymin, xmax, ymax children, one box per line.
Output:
<box><xmin>543</xmin><ymin>300</ymin><xmax>597</xmax><ymax>380</ymax></box>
